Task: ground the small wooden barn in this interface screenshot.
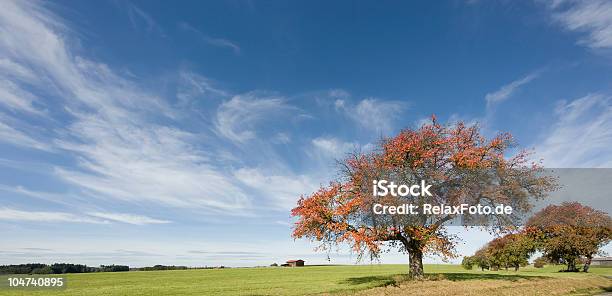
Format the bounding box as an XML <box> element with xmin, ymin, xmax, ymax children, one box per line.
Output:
<box><xmin>591</xmin><ymin>257</ymin><xmax>612</xmax><ymax>266</ymax></box>
<box><xmin>285</xmin><ymin>259</ymin><xmax>305</xmax><ymax>267</ymax></box>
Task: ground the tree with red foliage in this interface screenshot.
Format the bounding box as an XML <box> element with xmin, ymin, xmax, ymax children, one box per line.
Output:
<box><xmin>526</xmin><ymin>202</ymin><xmax>612</xmax><ymax>272</ymax></box>
<box><xmin>291</xmin><ymin>117</ymin><xmax>556</xmax><ymax>278</ymax></box>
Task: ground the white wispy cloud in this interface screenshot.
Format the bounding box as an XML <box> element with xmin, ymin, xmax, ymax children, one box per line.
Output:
<box><xmin>0</xmin><ymin>207</ymin><xmax>171</xmax><ymax>225</ymax></box>
<box><xmin>0</xmin><ymin>58</ymin><xmax>36</xmax><ymax>80</ymax></box>
<box><xmin>202</xmin><ymin>36</ymin><xmax>241</xmax><ymax>55</ymax></box>
<box><xmin>233</xmin><ymin>168</ymin><xmax>319</xmax><ymax>210</ymax></box>
<box><xmin>328</xmin><ymin>89</ymin><xmax>350</xmax><ymax>100</ymax></box>
<box><xmin>0</xmin><ymin>120</ymin><xmax>50</xmax><ymax>151</ymax></box>
<box><xmin>87</xmin><ymin>212</ymin><xmax>171</xmax><ymax>225</ymax></box>
<box><xmin>0</xmin><ymin>207</ymin><xmax>104</xmax><ymax>224</ymax></box>
<box><xmin>336</xmin><ymin>98</ymin><xmax>407</xmax><ymax>133</ymax></box>
<box><xmin>273</xmin><ymin>132</ymin><xmax>291</xmax><ymax>144</ymax></box>
<box><xmin>0</xmin><ymin>0</ymin><xmax>251</xmax><ymax>215</ymax></box>
<box><xmin>0</xmin><ymin>58</ymin><xmax>41</xmax><ymax>114</ymax></box>
<box><xmin>125</xmin><ymin>2</ymin><xmax>165</xmax><ymax>36</ymax></box>
<box><xmin>215</xmin><ymin>93</ymin><xmax>296</xmax><ymax>143</ymax></box>
<box><xmin>0</xmin><ymin>184</ymin><xmax>90</xmax><ymax>208</ymax></box>
<box><xmin>0</xmin><ymin>80</ymin><xmax>42</xmax><ymax>114</ymax></box>
<box><xmin>544</xmin><ymin>0</ymin><xmax>612</xmax><ymax>50</ymax></box>
<box><xmin>179</xmin><ymin>22</ymin><xmax>241</xmax><ymax>55</ymax></box>
<box><xmin>54</xmin><ymin>118</ymin><xmax>251</xmax><ymax>212</ymax></box>
<box><xmin>177</xmin><ymin>70</ymin><xmax>228</xmax><ymax>105</ymax></box>
<box><xmin>485</xmin><ymin>72</ymin><xmax>539</xmax><ymax>107</ymax></box>
<box><xmin>274</xmin><ymin>220</ymin><xmax>291</xmax><ymax>226</ymax></box>
<box><xmin>534</xmin><ymin>94</ymin><xmax>612</xmax><ymax>167</ymax></box>
<box><xmin>311</xmin><ymin>137</ymin><xmax>361</xmax><ymax>159</ymax></box>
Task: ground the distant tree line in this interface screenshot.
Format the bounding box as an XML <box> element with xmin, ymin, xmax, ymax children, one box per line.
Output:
<box><xmin>0</xmin><ymin>263</ymin><xmax>129</xmax><ymax>274</ymax></box>
<box><xmin>133</xmin><ymin>265</ymin><xmax>227</xmax><ymax>271</ymax></box>
<box><xmin>0</xmin><ymin>263</ymin><xmax>228</xmax><ymax>274</ymax></box>
<box><xmin>135</xmin><ymin>265</ymin><xmax>189</xmax><ymax>271</ymax></box>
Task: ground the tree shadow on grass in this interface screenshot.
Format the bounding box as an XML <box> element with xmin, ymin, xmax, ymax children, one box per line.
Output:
<box><xmin>341</xmin><ymin>275</ymin><xmax>397</xmax><ymax>286</ymax></box>
<box><xmin>440</xmin><ymin>273</ymin><xmax>548</xmax><ymax>282</ymax></box>
<box><xmin>341</xmin><ymin>273</ymin><xmax>550</xmax><ymax>286</ymax></box>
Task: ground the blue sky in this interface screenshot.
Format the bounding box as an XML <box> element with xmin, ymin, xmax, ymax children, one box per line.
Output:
<box><xmin>0</xmin><ymin>0</ymin><xmax>611</xmax><ymax>267</ymax></box>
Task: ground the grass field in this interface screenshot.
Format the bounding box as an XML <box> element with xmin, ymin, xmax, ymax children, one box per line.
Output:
<box><xmin>0</xmin><ymin>264</ymin><xmax>610</xmax><ymax>296</ymax></box>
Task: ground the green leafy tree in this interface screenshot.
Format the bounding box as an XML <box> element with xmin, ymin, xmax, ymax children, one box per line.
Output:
<box><xmin>471</xmin><ymin>247</ymin><xmax>491</xmax><ymax>271</ymax></box>
<box><xmin>461</xmin><ymin>256</ymin><xmax>474</xmax><ymax>270</ymax></box>
<box><xmin>484</xmin><ymin>233</ymin><xmax>535</xmax><ymax>271</ymax></box>
<box><xmin>533</xmin><ymin>257</ymin><xmax>546</xmax><ymax>268</ymax></box>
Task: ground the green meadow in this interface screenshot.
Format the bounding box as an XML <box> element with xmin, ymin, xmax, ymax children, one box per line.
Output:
<box><xmin>0</xmin><ymin>264</ymin><xmax>610</xmax><ymax>296</ymax></box>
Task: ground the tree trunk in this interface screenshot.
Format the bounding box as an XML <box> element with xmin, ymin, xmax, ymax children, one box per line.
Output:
<box><xmin>408</xmin><ymin>247</ymin><xmax>424</xmax><ymax>279</ymax></box>
<box><xmin>514</xmin><ymin>265</ymin><xmax>519</xmax><ymax>271</ymax></box>
<box><xmin>583</xmin><ymin>256</ymin><xmax>592</xmax><ymax>273</ymax></box>
<box><xmin>567</xmin><ymin>259</ymin><xmax>577</xmax><ymax>272</ymax></box>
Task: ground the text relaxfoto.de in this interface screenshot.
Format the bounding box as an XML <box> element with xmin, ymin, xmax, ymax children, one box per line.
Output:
<box><xmin>371</xmin><ymin>179</ymin><xmax>513</xmax><ymax>215</ymax></box>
